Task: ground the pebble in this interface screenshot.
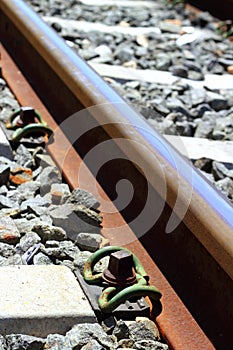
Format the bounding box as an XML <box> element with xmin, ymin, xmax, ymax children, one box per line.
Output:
<box><xmin>75</xmin><ymin>232</ymin><xmax>105</xmax><ymax>252</ymax></box>
<box><xmin>49</xmin><ymin>203</ymin><xmax>102</xmax><ymax>241</ymax></box>
<box><xmin>0</xmin><ymin>216</ymin><xmax>21</xmax><ymax>244</ymax></box>
<box><xmin>67</xmin><ymin>188</ymin><xmax>99</xmax><ymax>209</ymax></box>
<box><xmin>16</xmin><ymin>231</ymin><xmax>41</xmax><ymax>253</ymax></box>
<box><xmin>37</xmin><ymin>165</ymin><xmax>62</xmax><ymax>194</ymax></box>
<box><xmin>32</xmin><ymin>223</ymin><xmax>67</xmax><ymax>243</ymax></box>
<box><xmin>5</xmin><ymin>334</ymin><xmax>45</xmax><ymax>350</ymax></box>
<box><xmin>66</xmin><ymin>323</ymin><xmax>116</xmax><ymax>349</ymax></box>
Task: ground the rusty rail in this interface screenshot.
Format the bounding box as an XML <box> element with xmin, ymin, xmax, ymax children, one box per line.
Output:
<box><xmin>0</xmin><ymin>0</ymin><xmax>233</xmax><ymax>348</ymax></box>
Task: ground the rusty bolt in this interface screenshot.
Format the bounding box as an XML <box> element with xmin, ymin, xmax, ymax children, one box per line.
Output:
<box><xmin>102</xmin><ymin>250</ymin><xmax>137</xmax><ymax>287</ymax></box>
<box><xmin>17</xmin><ymin>107</ymin><xmax>37</xmax><ymax>126</ymax></box>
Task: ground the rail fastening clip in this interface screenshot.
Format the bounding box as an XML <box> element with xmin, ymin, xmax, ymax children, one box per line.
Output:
<box><xmin>83</xmin><ymin>246</ymin><xmax>162</xmax><ymax>314</ymax></box>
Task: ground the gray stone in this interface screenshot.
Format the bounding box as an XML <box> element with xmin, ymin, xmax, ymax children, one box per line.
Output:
<box><xmin>0</xmin><ymin>254</ymin><xmax>23</xmax><ymax>266</ymax></box>
<box><xmin>3</xmin><ymin>158</ymin><xmax>20</xmax><ymax>169</ymax></box>
<box><xmin>34</xmin><ymin>151</ymin><xmax>56</xmax><ymax>168</ymax></box>
<box><xmin>51</xmin><ymin>183</ymin><xmax>71</xmax><ymax>204</ymax></box>
<box><xmin>0</xmin><ymin>195</ymin><xmax>18</xmax><ymax>210</ymax></box>
<box><xmin>0</xmin><ymin>216</ymin><xmax>21</xmax><ymax>244</ymax></box>
<box><xmin>215</xmin><ymin>177</ymin><xmax>233</xmax><ymax>199</ymax></box>
<box><xmin>80</xmin><ymin>339</ymin><xmax>104</xmax><ymax>350</ymax></box>
<box><xmin>95</xmin><ymin>44</ymin><xmax>112</xmax><ymax>58</ymax></box>
<box><xmin>166</xmin><ymin>97</ymin><xmax>189</xmax><ymax>116</ymax></box>
<box><xmin>76</xmin><ymin>233</ymin><xmax>104</xmax><ymax>252</ymax></box>
<box><xmin>0</xmin><ymin>335</ymin><xmax>7</xmax><ymax>350</ymax></box>
<box><xmin>56</xmin><ymin>240</ymin><xmax>80</xmax><ymax>259</ymax></box>
<box><xmin>20</xmin><ymin>195</ymin><xmax>51</xmax><ymax>211</ymax></box>
<box><xmin>0</xmin><ymin>242</ymin><xmax>15</xmax><ymax>258</ymax></box>
<box><xmin>206</xmin><ymin>91</ymin><xmax>228</xmax><ymax>111</ymax></box>
<box><xmin>37</xmin><ymin>165</ymin><xmax>62</xmax><ymax>194</ymax></box>
<box><xmin>66</xmin><ymin>323</ymin><xmax>116</xmax><ymax>349</ymax></box>
<box><xmin>14</xmin><ymin>218</ymin><xmax>43</xmax><ymax>234</ymax></box>
<box><xmin>159</xmin><ymin>21</ymin><xmax>181</xmax><ymax>33</ymax></box>
<box><xmin>155</xmin><ymin>53</ymin><xmax>171</xmax><ymax>71</ymax></box>
<box><xmin>125</xmin><ymin>89</ymin><xmax>142</xmax><ymax>101</ymax></box>
<box><xmin>112</xmin><ymin>320</ymin><xmax>130</xmax><ymax>341</ymax></box>
<box><xmin>175</xmin><ymin>120</ymin><xmax>192</xmax><ymax>136</ymax></box>
<box><xmin>42</xmin><ymin>240</ymin><xmax>80</xmax><ymax>260</ymax></box>
<box><xmin>32</xmin><ymin>223</ymin><xmax>67</xmax><ymax>243</ymax></box>
<box><xmin>80</xmin><ymin>48</ymin><xmax>98</xmax><ymax>61</ymax></box>
<box><xmin>189</xmin><ymin>89</ymin><xmax>206</xmax><ymax>107</ymax></box>
<box><xmin>16</xmin><ymin>231</ymin><xmax>41</xmax><ymax>253</ymax></box>
<box><xmin>44</xmin><ymin>334</ymin><xmax>72</xmax><ymax>350</ymax></box>
<box><xmin>56</xmin><ymin>259</ymin><xmax>75</xmax><ymax>271</ymax></box>
<box><xmin>191</xmin><ymin>104</ymin><xmax>212</xmax><ymax>118</ymax></box>
<box><xmin>212</xmin><ymin>161</ymin><xmax>233</xmax><ymax>181</ymax></box>
<box><xmin>0</xmin><ymin>208</ymin><xmax>21</xmax><ymax>219</ymax></box>
<box><xmin>6</xmin><ymin>334</ymin><xmax>45</xmax><ymax>350</ymax></box>
<box><xmin>66</xmin><ymin>188</ymin><xmax>99</xmax><ymax>209</ymax></box>
<box><xmin>0</xmin><ymin>186</ymin><xmax>7</xmax><ymax>196</ymax></box>
<box><xmin>50</xmin><ymin>204</ymin><xmax>102</xmax><ymax>241</ymax></box>
<box><xmin>33</xmin><ymin>252</ymin><xmax>54</xmax><ymax>265</ymax></box>
<box><xmin>212</xmin><ymin>116</ymin><xmax>233</xmax><ymax>140</ymax></box>
<box><xmin>0</xmin><ymin>164</ymin><xmax>10</xmax><ymax>186</ymax></box>
<box><xmin>117</xmin><ymin>339</ymin><xmax>135</xmax><ymax>348</ymax></box>
<box><xmin>187</xmin><ymin>70</ymin><xmax>204</xmax><ymax>81</ymax></box>
<box><xmin>93</xmin><ymin>256</ymin><xmax>110</xmax><ymax>274</ymax></box>
<box><xmin>27</xmin><ymin>205</ymin><xmax>48</xmax><ymax>217</ymax></box>
<box><xmin>148</xmin><ymin>118</ymin><xmax>177</xmax><ymax>135</ymax></box>
<box><xmin>115</xmin><ymin>47</ymin><xmax>134</xmax><ymax>63</ymax></box>
<box><xmin>170</xmin><ymin>65</ymin><xmax>188</xmax><ymax>78</ymax></box>
<box><xmin>134</xmin><ymin>340</ymin><xmax>168</xmax><ymax>350</ymax></box>
<box><xmin>18</xmin><ymin>181</ymin><xmax>40</xmax><ymax>197</ymax></box>
<box><xmin>45</xmin><ymin>240</ymin><xmax>60</xmax><ymax>248</ymax></box>
<box><xmin>194</xmin><ymin>112</ymin><xmax>217</xmax><ymax>138</ymax></box>
<box><xmin>15</xmin><ymin>144</ymin><xmax>34</xmax><ymax>168</ymax></box>
<box><xmin>128</xmin><ymin>318</ymin><xmax>160</xmax><ymax>342</ymax></box>
<box><xmin>101</xmin><ymin>316</ymin><xmax>116</xmax><ymax>335</ymax></box>
<box><xmin>73</xmin><ymin>251</ymin><xmax>92</xmax><ymax>273</ymax></box>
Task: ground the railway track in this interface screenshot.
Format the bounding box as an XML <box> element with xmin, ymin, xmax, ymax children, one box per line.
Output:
<box><xmin>0</xmin><ymin>0</ymin><xmax>233</xmax><ymax>349</ymax></box>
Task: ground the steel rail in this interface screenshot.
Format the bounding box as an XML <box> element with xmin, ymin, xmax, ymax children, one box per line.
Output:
<box><xmin>1</xmin><ymin>44</ymin><xmax>214</xmax><ymax>350</ymax></box>
<box><xmin>0</xmin><ymin>0</ymin><xmax>233</xmax><ymax>348</ymax></box>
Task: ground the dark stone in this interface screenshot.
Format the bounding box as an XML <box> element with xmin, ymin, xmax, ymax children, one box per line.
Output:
<box><xmin>6</xmin><ymin>334</ymin><xmax>45</xmax><ymax>350</ymax></box>
<box><xmin>0</xmin><ymin>164</ymin><xmax>10</xmax><ymax>186</ymax></box>
<box><xmin>112</xmin><ymin>320</ymin><xmax>130</xmax><ymax>341</ymax></box>
<box><xmin>170</xmin><ymin>65</ymin><xmax>188</xmax><ymax>78</ymax></box>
